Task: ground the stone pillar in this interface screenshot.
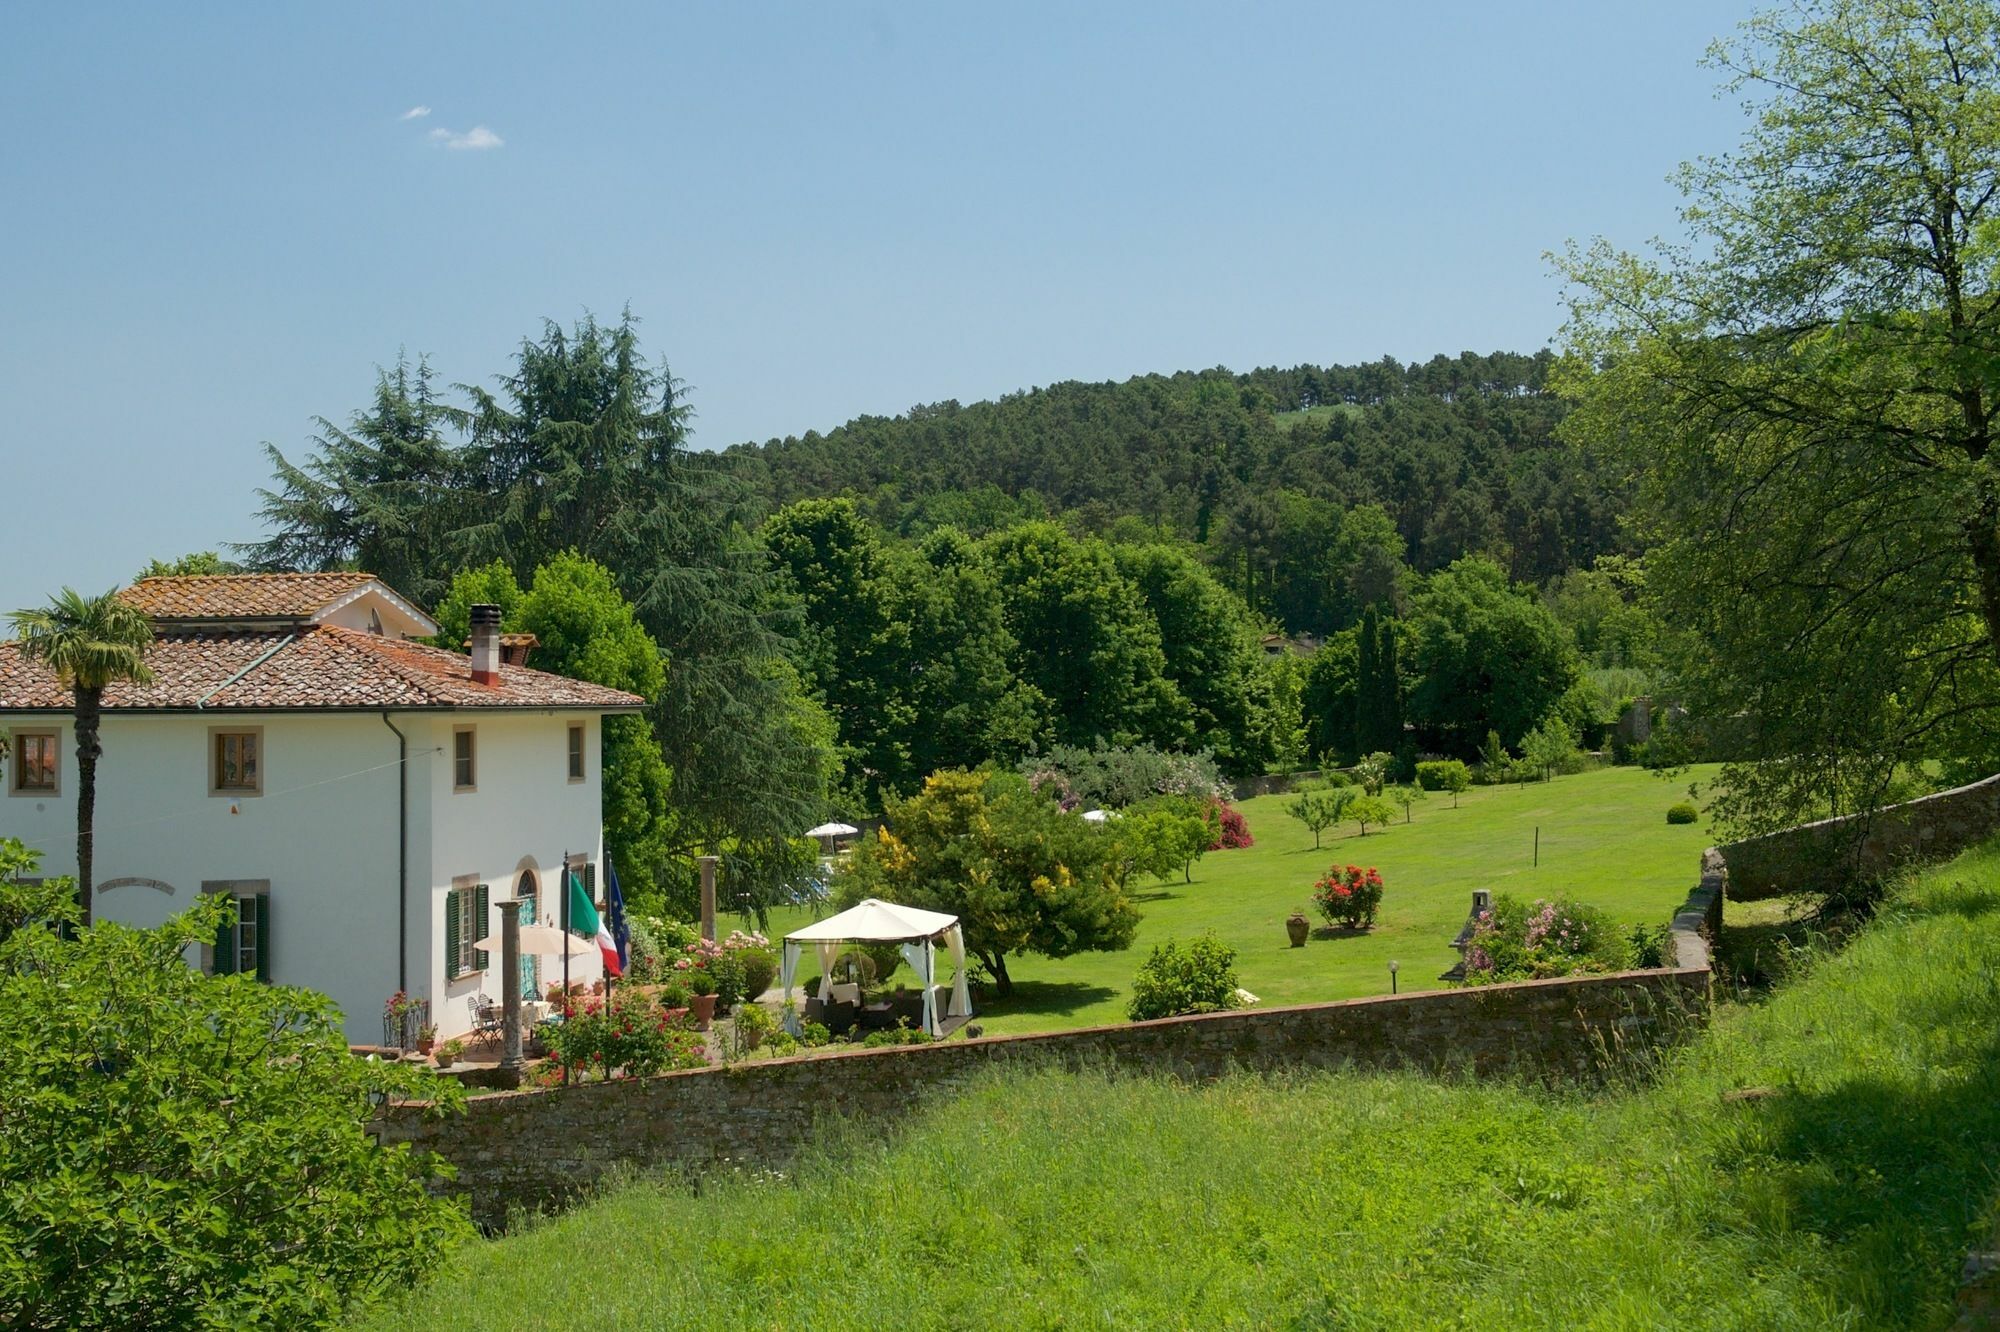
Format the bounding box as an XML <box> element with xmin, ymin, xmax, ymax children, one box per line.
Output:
<box><xmin>497</xmin><ymin>896</ymin><xmax>524</xmax><ymax>1079</ymax></box>
<box><xmin>699</xmin><ymin>855</ymin><xmax>719</xmax><ymax>942</ymax></box>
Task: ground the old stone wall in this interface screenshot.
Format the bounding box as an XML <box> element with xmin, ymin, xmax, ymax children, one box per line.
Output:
<box><xmin>379</xmin><ymin>966</ymin><xmax>1709</xmax><ymax>1230</ymax></box>
<box><xmin>1718</xmin><ymin>772</ymin><xmax>2000</xmax><ymax>901</ymax></box>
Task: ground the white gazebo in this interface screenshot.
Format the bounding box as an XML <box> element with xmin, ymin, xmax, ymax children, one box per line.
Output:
<box><xmin>780</xmin><ymin>898</ymin><xmax>973</xmax><ymax>1037</ymax></box>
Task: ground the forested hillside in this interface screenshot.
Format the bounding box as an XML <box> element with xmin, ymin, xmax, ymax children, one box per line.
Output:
<box><xmin>726</xmin><ymin>349</ymin><xmax>1628</xmax><ymax>634</ymax></box>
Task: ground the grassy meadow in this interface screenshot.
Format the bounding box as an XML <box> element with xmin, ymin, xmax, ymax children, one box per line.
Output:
<box><xmin>354</xmin><ymin>837</ymin><xmax>2000</xmax><ymax>1329</ymax></box>
<box><xmin>767</xmin><ymin>764</ymin><xmax>1722</xmax><ymax>1034</ymax></box>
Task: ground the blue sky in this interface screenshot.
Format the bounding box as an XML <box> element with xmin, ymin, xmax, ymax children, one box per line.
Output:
<box><xmin>0</xmin><ymin>2</ymin><xmax>1750</xmax><ymax>613</ymax></box>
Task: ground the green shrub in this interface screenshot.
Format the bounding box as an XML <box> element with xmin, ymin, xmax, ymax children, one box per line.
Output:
<box><xmin>1626</xmin><ymin>922</ymin><xmax>1673</xmax><ymax>969</ymax></box>
<box><xmin>1414</xmin><ymin>759</ymin><xmax>1470</xmax><ymax>792</ymax></box>
<box><xmin>1126</xmin><ymin>932</ymin><xmax>1241</xmax><ymax>1022</ymax></box>
<box><xmin>860</xmin><ymin>1019</ymin><xmax>936</xmax><ymax>1047</ymax></box>
<box><xmin>1666</xmin><ymin>802</ymin><xmax>1699</xmax><ymax>825</ymax></box>
<box><xmin>734</xmin><ymin>946</ymin><xmax>778</xmax><ymax>999</ymax></box>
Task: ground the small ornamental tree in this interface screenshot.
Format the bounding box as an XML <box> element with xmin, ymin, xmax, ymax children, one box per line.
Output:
<box><xmin>1285</xmin><ymin>787</ymin><xmax>1353</xmax><ymax>849</ymax></box>
<box><xmin>0</xmin><ymin>858</ymin><xmax>471</xmax><ymax>1330</ymax></box>
<box><xmin>1314</xmin><ymin>864</ymin><xmax>1385</xmax><ymax>931</ymax></box>
<box><xmin>1126</xmin><ymin>932</ymin><xmax>1241</xmax><ymax>1021</ymax></box>
<box><xmin>1116</xmin><ymin>796</ymin><xmax>1213</xmax><ymax>884</ymax></box>
<box><xmin>1352</xmin><ymin>751</ymin><xmax>1393</xmax><ymax>795</ymax></box>
<box><xmin>1389</xmin><ymin>783</ymin><xmax>1426</xmax><ymax>823</ymax></box>
<box><xmin>1348</xmin><ymin>794</ymin><xmax>1397</xmax><ymax>837</ymax></box>
<box><xmin>1520</xmin><ymin>715</ymin><xmax>1582</xmax><ymax>783</ymax></box>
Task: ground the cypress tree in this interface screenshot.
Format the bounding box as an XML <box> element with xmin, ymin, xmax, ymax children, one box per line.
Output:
<box><xmin>1355</xmin><ymin>604</ymin><xmax>1380</xmax><ymax>759</ymax></box>
<box><xmin>1378</xmin><ymin>615</ymin><xmax>1403</xmax><ymax>754</ymax></box>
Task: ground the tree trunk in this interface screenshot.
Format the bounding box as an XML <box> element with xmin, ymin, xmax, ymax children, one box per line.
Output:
<box><xmin>73</xmin><ymin>687</ymin><xmax>101</xmax><ymax>926</ymax></box>
<box><xmin>980</xmin><ymin>951</ymin><xmax>1012</xmax><ymax>998</ymax></box>
<box><xmin>1966</xmin><ymin>496</ymin><xmax>2000</xmax><ymax>674</ymax></box>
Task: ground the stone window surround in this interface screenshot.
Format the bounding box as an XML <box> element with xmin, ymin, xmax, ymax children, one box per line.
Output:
<box><xmin>8</xmin><ymin>726</ymin><xmax>61</xmax><ymax>797</ymax></box>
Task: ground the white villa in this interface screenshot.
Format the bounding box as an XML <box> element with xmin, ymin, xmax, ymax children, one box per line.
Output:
<box><xmin>0</xmin><ymin>573</ymin><xmax>644</xmax><ymax>1044</ymax></box>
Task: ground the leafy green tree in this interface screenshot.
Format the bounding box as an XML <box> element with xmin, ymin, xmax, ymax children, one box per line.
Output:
<box><xmin>1520</xmin><ymin>715</ymin><xmax>1582</xmax><ymax>783</ymax></box>
<box><xmin>1556</xmin><ymin>0</ymin><xmax>2000</xmax><ymax>832</ymax></box>
<box><xmin>840</xmin><ymin>770</ymin><xmax>1140</xmax><ymax>996</ymax></box>
<box><xmin>135</xmin><ymin>552</ymin><xmax>241</xmax><ymax>578</ymax></box>
<box><xmin>762</xmin><ymin>498</ymin><xmax>914</xmax><ymax>799</ymax></box>
<box><xmin>1285</xmin><ymin>787</ymin><xmax>1352</xmax><ymax>849</ymax></box>
<box><xmin>429</xmin><ymin>558</ymin><xmax>526</xmax><ymax>651</ymax></box>
<box><xmin>8</xmin><ymin>589</ymin><xmax>154</xmax><ymax>924</ymax></box>
<box><xmin>895</xmin><ymin>528</ymin><xmax>1045</xmax><ymax>780</ymax></box>
<box><xmin>0</xmin><ymin>863</ymin><xmax>469</xmax><ymax>1329</ymax></box>
<box><xmin>1348</xmin><ymin>794</ymin><xmax>1397</xmax><ymax>837</ymax></box>
<box><xmin>981</xmin><ymin>523</ymin><xmax>1189</xmax><ymax>750</ymax></box>
<box><xmin>1389</xmin><ymin>782</ymin><xmax>1427</xmax><ymax>823</ymax></box>
<box><xmin>1115</xmin><ymin>796</ymin><xmax>1214</xmax><ymax>883</ymax></box>
<box><xmin>1406</xmin><ymin>559</ymin><xmax>1579</xmax><ymax>756</ymax></box>
<box><xmin>1300</xmin><ymin>629</ymin><xmax>1360</xmax><ymax>762</ymax></box>
<box><xmin>1111</xmin><ymin>542</ymin><xmax>1270</xmax><ymax>774</ymax></box>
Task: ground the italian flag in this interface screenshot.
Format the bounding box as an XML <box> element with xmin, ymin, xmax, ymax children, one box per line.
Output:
<box><xmin>568</xmin><ymin>870</ymin><xmax>622</xmax><ymax>978</ymax></box>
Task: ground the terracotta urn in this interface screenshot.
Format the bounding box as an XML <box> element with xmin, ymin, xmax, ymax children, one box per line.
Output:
<box><xmin>691</xmin><ymin>993</ymin><xmax>717</xmax><ymax>1031</ymax></box>
<box><xmin>1286</xmin><ymin>912</ymin><xmax>1311</xmax><ymax>948</ymax></box>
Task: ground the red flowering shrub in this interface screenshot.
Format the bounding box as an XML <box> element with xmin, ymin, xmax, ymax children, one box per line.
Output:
<box><xmin>1314</xmin><ymin>864</ymin><xmax>1384</xmax><ymax>930</ymax></box>
<box><xmin>1205</xmin><ymin>799</ymin><xmax>1253</xmax><ymax>850</ymax></box>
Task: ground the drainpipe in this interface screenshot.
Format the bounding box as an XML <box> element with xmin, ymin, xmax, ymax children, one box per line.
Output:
<box><xmin>380</xmin><ymin>711</ymin><xmax>409</xmax><ymax>993</ymax></box>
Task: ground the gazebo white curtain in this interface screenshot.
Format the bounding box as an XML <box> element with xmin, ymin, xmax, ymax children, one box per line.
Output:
<box><xmin>780</xmin><ymin>898</ymin><xmax>973</xmax><ymax>1036</ymax></box>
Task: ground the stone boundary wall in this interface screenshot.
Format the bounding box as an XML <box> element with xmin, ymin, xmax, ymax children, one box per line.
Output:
<box><xmin>1718</xmin><ymin>772</ymin><xmax>2000</xmax><ymax>902</ymax></box>
<box><xmin>379</xmin><ymin>967</ymin><xmax>1709</xmax><ymax>1230</ymax></box>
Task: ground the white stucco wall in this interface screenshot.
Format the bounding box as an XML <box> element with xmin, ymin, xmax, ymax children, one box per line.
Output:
<box><xmin>0</xmin><ymin>708</ymin><xmax>607</xmax><ymax>1044</ymax></box>
<box><xmin>414</xmin><ymin>711</ymin><xmax>606</xmax><ymax>1039</ymax></box>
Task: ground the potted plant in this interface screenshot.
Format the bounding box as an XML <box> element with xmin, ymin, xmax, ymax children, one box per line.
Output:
<box><xmin>433</xmin><ymin>1037</ymin><xmax>465</xmax><ymax>1070</ymax></box>
<box><xmin>687</xmin><ymin>969</ymin><xmax>718</xmax><ymax>1031</ymax></box>
<box><xmin>415</xmin><ymin>1021</ymin><xmax>438</xmax><ymax>1054</ymax></box>
<box><xmin>1285</xmin><ymin>908</ymin><xmax>1311</xmax><ymax>948</ymax></box>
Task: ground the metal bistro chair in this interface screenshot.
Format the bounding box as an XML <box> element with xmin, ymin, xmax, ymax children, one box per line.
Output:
<box><xmin>467</xmin><ymin>992</ymin><xmax>503</xmax><ymax>1046</ymax></box>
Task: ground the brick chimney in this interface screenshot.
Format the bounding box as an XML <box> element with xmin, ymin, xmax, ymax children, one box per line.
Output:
<box><xmin>469</xmin><ymin>604</ymin><xmax>502</xmax><ymax>686</ymax></box>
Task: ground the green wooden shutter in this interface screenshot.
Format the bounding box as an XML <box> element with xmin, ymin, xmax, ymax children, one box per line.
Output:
<box><xmin>212</xmin><ymin>899</ymin><xmax>237</xmax><ymax>976</ymax></box>
<box><xmin>473</xmin><ymin>883</ymin><xmax>490</xmax><ymax>970</ymax></box>
<box><xmin>444</xmin><ymin>888</ymin><xmax>461</xmax><ymax>980</ymax></box>
<box><xmin>584</xmin><ymin>862</ymin><xmax>597</xmax><ymax>908</ymax></box>
<box><xmin>253</xmin><ymin>892</ymin><xmax>271</xmax><ymax>983</ymax></box>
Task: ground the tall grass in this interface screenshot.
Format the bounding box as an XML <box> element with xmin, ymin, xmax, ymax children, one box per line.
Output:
<box><xmin>353</xmin><ymin>842</ymin><xmax>2000</xmax><ymax>1329</ymax></box>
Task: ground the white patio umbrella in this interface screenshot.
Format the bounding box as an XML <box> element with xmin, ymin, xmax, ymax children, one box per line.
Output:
<box><xmin>1080</xmin><ymin>808</ymin><xmax>1118</xmax><ymax>823</ymax></box>
<box><xmin>804</xmin><ymin>821</ymin><xmax>860</xmax><ymax>838</ymax></box>
<box><xmin>472</xmin><ymin>923</ymin><xmax>595</xmax><ymax>957</ymax></box>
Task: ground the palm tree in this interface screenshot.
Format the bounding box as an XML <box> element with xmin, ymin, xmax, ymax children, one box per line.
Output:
<box><xmin>10</xmin><ymin>589</ymin><xmax>154</xmax><ymax>925</ymax></box>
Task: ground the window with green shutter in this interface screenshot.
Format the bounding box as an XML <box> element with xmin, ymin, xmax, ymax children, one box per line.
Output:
<box><xmin>472</xmin><ymin>883</ymin><xmax>490</xmax><ymax>970</ymax></box>
<box><xmin>445</xmin><ymin>887</ymin><xmax>462</xmax><ymax>979</ymax></box>
<box><xmin>203</xmin><ymin>882</ymin><xmax>270</xmax><ymax>980</ymax></box>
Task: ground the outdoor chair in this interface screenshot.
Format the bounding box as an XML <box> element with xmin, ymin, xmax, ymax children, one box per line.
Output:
<box><xmin>467</xmin><ymin>993</ymin><xmax>503</xmax><ymax>1046</ymax></box>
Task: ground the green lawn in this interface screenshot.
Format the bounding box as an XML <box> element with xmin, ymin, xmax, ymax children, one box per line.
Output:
<box><xmin>763</xmin><ymin>764</ymin><xmax>1722</xmax><ymax>1034</ymax></box>
<box><xmin>352</xmin><ymin>837</ymin><xmax>2000</xmax><ymax>1329</ymax></box>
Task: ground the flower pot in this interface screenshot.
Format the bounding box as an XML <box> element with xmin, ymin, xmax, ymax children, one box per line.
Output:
<box><xmin>417</xmin><ymin>1037</ymin><xmax>435</xmax><ymax>1055</ymax></box>
<box><xmin>434</xmin><ymin>1055</ymin><xmax>454</xmax><ymax>1070</ymax></box>
<box><xmin>1286</xmin><ymin>915</ymin><xmax>1310</xmax><ymax>948</ymax></box>
<box><xmin>691</xmin><ymin>993</ymin><xmax>717</xmax><ymax>1031</ymax></box>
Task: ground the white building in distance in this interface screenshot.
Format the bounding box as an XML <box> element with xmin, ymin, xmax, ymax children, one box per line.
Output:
<box><xmin>0</xmin><ymin>573</ymin><xmax>643</xmax><ymax>1044</ymax></box>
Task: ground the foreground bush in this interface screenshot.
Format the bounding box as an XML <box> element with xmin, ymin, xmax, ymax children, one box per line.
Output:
<box><xmin>0</xmin><ymin>845</ymin><xmax>469</xmax><ymax>1331</ymax></box>
<box><xmin>1666</xmin><ymin>801</ymin><xmax>1699</xmax><ymax>824</ymax></box>
<box><xmin>1126</xmin><ymin>932</ymin><xmax>1241</xmax><ymax>1021</ymax></box>
<box><xmin>1313</xmin><ymin>864</ymin><xmax>1384</xmax><ymax>930</ymax></box>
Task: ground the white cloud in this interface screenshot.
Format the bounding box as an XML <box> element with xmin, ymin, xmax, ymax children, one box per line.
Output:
<box><xmin>400</xmin><ymin>105</ymin><xmax>432</xmax><ymax>121</ymax></box>
<box><xmin>427</xmin><ymin>124</ymin><xmax>503</xmax><ymax>151</ymax></box>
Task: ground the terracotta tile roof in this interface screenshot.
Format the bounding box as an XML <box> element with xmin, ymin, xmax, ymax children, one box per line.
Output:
<box><xmin>0</xmin><ymin>626</ymin><xmax>644</xmax><ymax>713</ymax></box>
<box><xmin>121</xmin><ymin>573</ymin><xmax>381</xmax><ymax>621</ymax></box>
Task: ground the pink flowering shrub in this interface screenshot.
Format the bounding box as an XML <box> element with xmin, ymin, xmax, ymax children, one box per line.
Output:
<box><xmin>1205</xmin><ymin>799</ymin><xmax>1253</xmax><ymax>850</ymax></box>
<box><xmin>1460</xmin><ymin>894</ymin><xmax>1632</xmax><ymax>985</ymax></box>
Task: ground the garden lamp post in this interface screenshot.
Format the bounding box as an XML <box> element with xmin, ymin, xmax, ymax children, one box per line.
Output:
<box><xmin>1388</xmin><ymin>959</ymin><xmax>1400</xmax><ymax>995</ymax></box>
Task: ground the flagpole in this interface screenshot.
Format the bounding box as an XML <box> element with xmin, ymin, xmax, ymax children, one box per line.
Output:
<box><xmin>560</xmin><ymin>847</ymin><xmax>570</xmax><ymax>1087</ymax></box>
